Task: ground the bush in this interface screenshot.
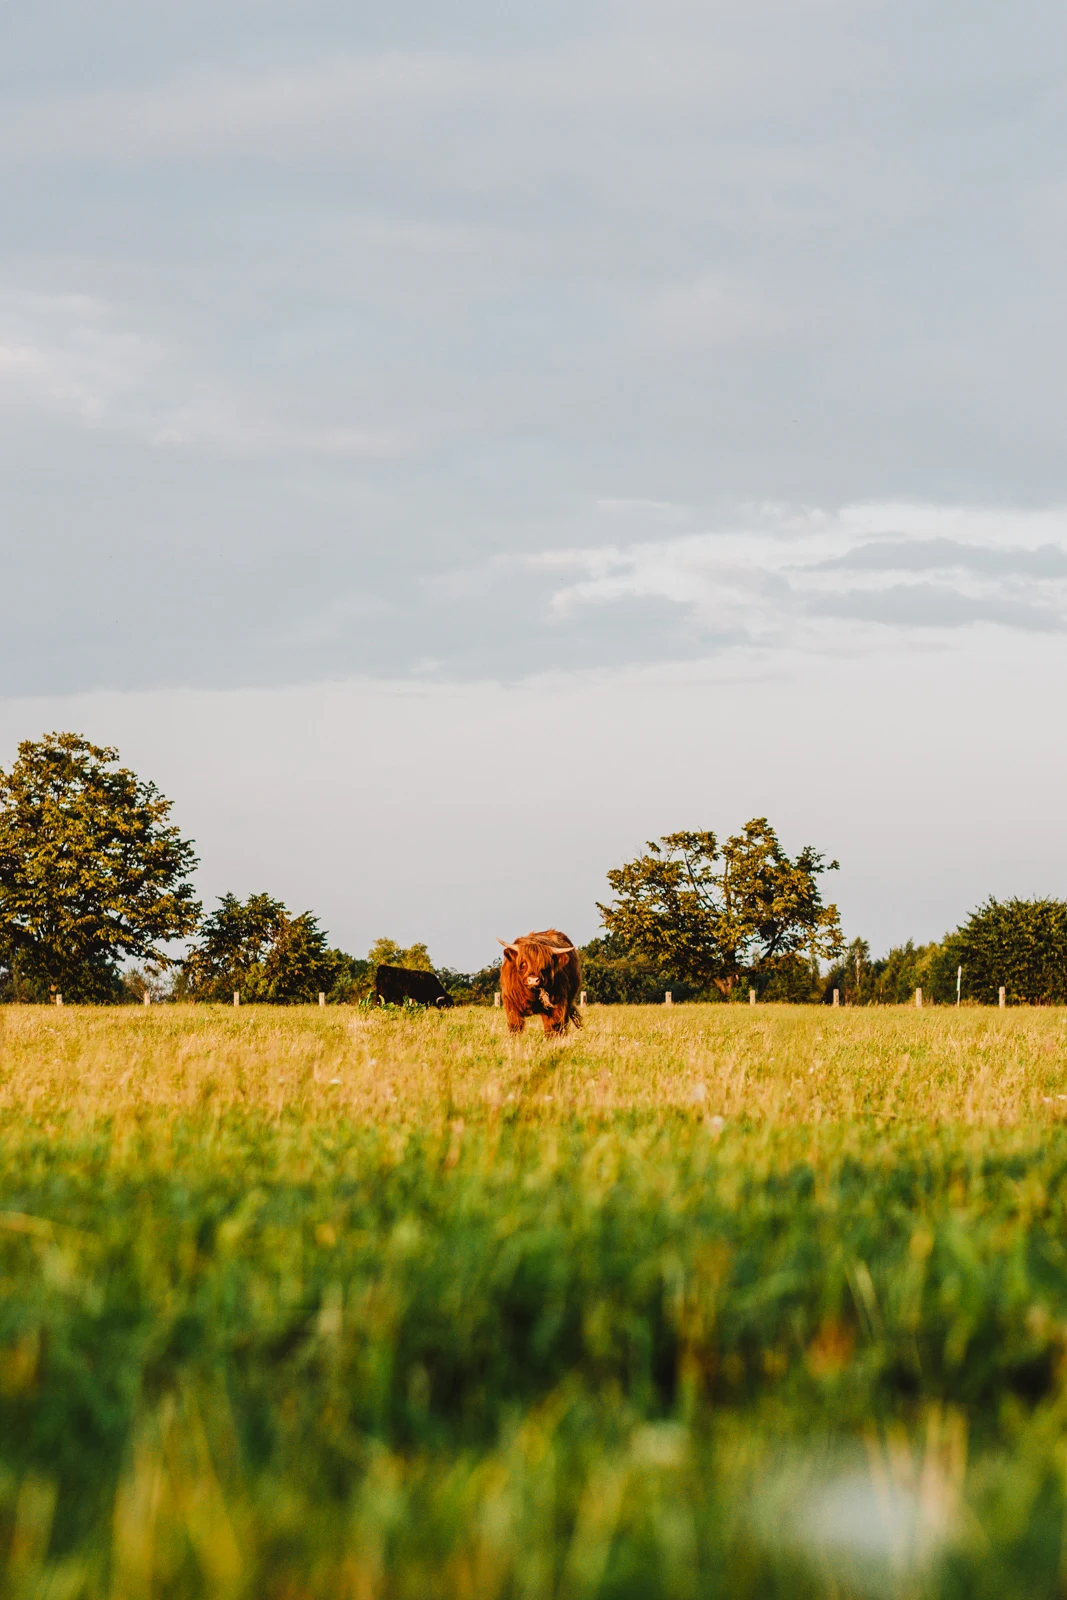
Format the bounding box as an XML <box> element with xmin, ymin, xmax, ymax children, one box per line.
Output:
<box><xmin>953</xmin><ymin>898</ymin><xmax>1067</xmax><ymax>1005</ymax></box>
<box><xmin>437</xmin><ymin>962</ymin><xmax>502</xmax><ymax>1005</ymax></box>
<box><xmin>579</xmin><ymin>934</ymin><xmax>702</xmax><ymax>1004</ymax></box>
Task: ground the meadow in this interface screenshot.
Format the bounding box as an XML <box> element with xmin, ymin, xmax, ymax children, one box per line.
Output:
<box><xmin>2</xmin><ymin>1002</ymin><xmax>1067</xmax><ymax>1597</ymax></box>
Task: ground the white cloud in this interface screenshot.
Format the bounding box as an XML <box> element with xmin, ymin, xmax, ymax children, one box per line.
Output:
<box><xmin>0</xmin><ymin>287</ymin><xmax>406</xmax><ymax>458</ymax></box>
<box><xmin>533</xmin><ymin>500</ymin><xmax>1067</xmax><ymax>645</ymax></box>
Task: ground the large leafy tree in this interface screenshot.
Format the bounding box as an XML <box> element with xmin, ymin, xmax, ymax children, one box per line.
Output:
<box><xmin>0</xmin><ymin>732</ymin><xmax>201</xmax><ymax>1002</ymax></box>
<box><xmin>598</xmin><ymin>818</ymin><xmax>843</xmax><ymax>997</ymax></box>
<box><xmin>179</xmin><ymin>892</ymin><xmax>352</xmax><ymax>1003</ymax></box>
<box><xmin>950</xmin><ymin>898</ymin><xmax>1067</xmax><ymax>1005</ymax></box>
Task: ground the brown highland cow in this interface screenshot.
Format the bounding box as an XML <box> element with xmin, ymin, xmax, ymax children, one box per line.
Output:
<box><xmin>497</xmin><ymin>929</ymin><xmax>582</xmax><ymax>1036</ymax></box>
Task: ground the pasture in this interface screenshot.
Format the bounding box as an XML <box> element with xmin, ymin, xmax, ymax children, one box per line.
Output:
<box><xmin>1</xmin><ymin>1002</ymin><xmax>1067</xmax><ymax>1597</ymax></box>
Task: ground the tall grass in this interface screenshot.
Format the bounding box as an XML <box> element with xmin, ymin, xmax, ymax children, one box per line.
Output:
<box><xmin>2</xmin><ymin>1001</ymin><xmax>1065</xmax><ymax>1123</ymax></box>
<box><xmin>0</xmin><ymin>1004</ymin><xmax>1066</xmax><ymax>1596</ymax></box>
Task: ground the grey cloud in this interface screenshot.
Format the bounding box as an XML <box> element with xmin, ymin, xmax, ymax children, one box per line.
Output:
<box><xmin>5</xmin><ymin>2</ymin><xmax>1067</xmax><ymax>693</ymax></box>
<box><xmin>810</xmin><ymin>584</ymin><xmax>1067</xmax><ymax>635</ymax></box>
<box><xmin>815</xmin><ymin>538</ymin><xmax>1067</xmax><ymax>579</ymax></box>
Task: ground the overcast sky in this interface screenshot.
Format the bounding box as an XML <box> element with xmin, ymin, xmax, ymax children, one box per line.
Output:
<box><xmin>3</xmin><ymin>1</ymin><xmax>1067</xmax><ymax>967</ymax></box>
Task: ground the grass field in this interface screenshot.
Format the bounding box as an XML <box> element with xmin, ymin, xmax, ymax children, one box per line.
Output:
<box><xmin>2</xmin><ymin>1002</ymin><xmax>1067</xmax><ymax>1597</ymax></box>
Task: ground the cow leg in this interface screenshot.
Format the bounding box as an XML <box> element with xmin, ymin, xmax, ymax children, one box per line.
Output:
<box><xmin>503</xmin><ymin>1002</ymin><xmax>526</xmax><ymax>1034</ymax></box>
<box><xmin>542</xmin><ymin>1005</ymin><xmax>568</xmax><ymax>1036</ymax></box>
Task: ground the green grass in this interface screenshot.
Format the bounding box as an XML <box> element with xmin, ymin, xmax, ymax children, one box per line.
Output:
<box><xmin>1</xmin><ymin>1003</ymin><xmax>1067</xmax><ymax>1596</ymax></box>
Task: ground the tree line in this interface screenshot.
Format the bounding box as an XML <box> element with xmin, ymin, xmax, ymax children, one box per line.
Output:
<box><xmin>0</xmin><ymin>732</ymin><xmax>1063</xmax><ymax>1005</ymax></box>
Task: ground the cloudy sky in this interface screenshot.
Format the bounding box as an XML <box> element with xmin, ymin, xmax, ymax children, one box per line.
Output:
<box><xmin>3</xmin><ymin>0</ymin><xmax>1067</xmax><ymax>967</ymax></box>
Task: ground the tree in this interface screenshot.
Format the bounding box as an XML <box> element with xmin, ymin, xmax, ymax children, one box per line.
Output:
<box><xmin>579</xmin><ymin>934</ymin><xmax>701</xmax><ymax>1004</ymax></box>
<box><xmin>179</xmin><ymin>893</ymin><xmax>350</xmax><ymax>1003</ymax></box>
<box><xmin>756</xmin><ymin>952</ymin><xmax>826</xmax><ymax>1003</ymax></box>
<box><xmin>0</xmin><ymin>732</ymin><xmax>200</xmax><ymax>1002</ymax></box>
<box><xmin>367</xmin><ymin>937</ymin><xmax>433</xmax><ymax>972</ymax></box>
<box><xmin>824</xmin><ymin>937</ymin><xmax>950</xmax><ymax>1004</ymax></box>
<box><xmin>436</xmin><ymin>962</ymin><xmax>502</xmax><ymax>1005</ymax></box>
<box><xmin>598</xmin><ymin>819</ymin><xmax>843</xmax><ymax>997</ymax></box>
<box><xmin>327</xmin><ymin>953</ymin><xmax>374</xmax><ymax>1004</ymax></box>
<box><xmin>951</xmin><ymin>898</ymin><xmax>1067</xmax><ymax>1005</ymax></box>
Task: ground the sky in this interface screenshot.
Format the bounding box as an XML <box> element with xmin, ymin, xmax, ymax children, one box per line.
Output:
<box><xmin>3</xmin><ymin>0</ymin><xmax>1067</xmax><ymax>968</ymax></box>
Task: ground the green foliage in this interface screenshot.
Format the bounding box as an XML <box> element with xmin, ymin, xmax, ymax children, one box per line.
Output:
<box><xmin>827</xmin><ymin>936</ymin><xmax>955</xmax><ymax>1004</ymax></box>
<box><xmin>326</xmin><ymin>951</ymin><xmax>373</xmax><ymax>1003</ymax></box>
<box><xmin>5</xmin><ymin>1115</ymin><xmax>1067</xmax><ymax>1594</ymax></box>
<box><xmin>599</xmin><ymin>819</ymin><xmax>844</xmax><ymax>997</ymax></box>
<box><xmin>0</xmin><ymin>731</ymin><xmax>200</xmax><ymax>1002</ymax></box>
<box><xmin>952</xmin><ymin>898</ymin><xmax>1067</xmax><ymax>1004</ymax></box>
<box><xmin>367</xmin><ymin>936</ymin><xmax>433</xmax><ymax>972</ymax></box>
<box><xmin>755</xmin><ymin>951</ymin><xmax>825</xmax><ymax>1002</ymax></box>
<box><xmin>827</xmin><ymin>904</ymin><xmax>1067</xmax><ymax>1008</ymax></box>
<box><xmin>580</xmin><ymin>932</ymin><xmax>703</xmax><ymax>1003</ymax></box>
<box><xmin>179</xmin><ymin>893</ymin><xmax>348</xmax><ymax>1003</ymax></box>
<box><xmin>117</xmin><ymin>963</ymin><xmax>173</xmax><ymax>1005</ymax></box>
<box><xmin>436</xmin><ymin>961</ymin><xmax>502</xmax><ymax>1004</ymax></box>
<box><xmin>827</xmin><ymin>936</ymin><xmax>875</xmax><ymax>1004</ymax></box>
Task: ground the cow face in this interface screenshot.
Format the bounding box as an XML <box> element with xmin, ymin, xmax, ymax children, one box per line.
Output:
<box><xmin>517</xmin><ymin>950</ymin><xmax>544</xmax><ymax>990</ymax></box>
<box><xmin>498</xmin><ymin>933</ymin><xmax>576</xmax><ymax>991</ymax></box>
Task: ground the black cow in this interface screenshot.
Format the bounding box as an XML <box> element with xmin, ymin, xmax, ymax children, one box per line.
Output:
<box><xmin>372</xmin><ymin>965</ymin><xmax>454</xmax><ymax>1009</ymax></box>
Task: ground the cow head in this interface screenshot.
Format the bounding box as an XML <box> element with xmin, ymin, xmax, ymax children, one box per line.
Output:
<box><xmin>498</xmin><ymin>934</ymin><xmax>576</xmax><ymax>989</ymax></box>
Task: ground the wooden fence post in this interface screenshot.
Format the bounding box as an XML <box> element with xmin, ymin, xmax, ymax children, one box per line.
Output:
<box><xmin>832</xmin><ymin>988</ymin><xmax>839</xmax><ymax>1007</ymax></box>
<box><xmin>318</xmin><ymin>992</ymin><xmax>326</xmax><ymax>1007</ymax></box>
<box><xmin>143</xmin><ymin>993</ymin><xmax>151</xmax><ymax>1007</ymax></box>
<box><xmin>580</xmin><ymin>991</ymin><xmax>587</xmax><ymax>1006</ymax></box>
<box><xmin>55</xmin><ymin>994</ymin><xmax>62</xmax><ymax>1008</ymax></box>
<box><xmin>999</xmin><ymin>986</ymin><xmax>1006</xmax><ymax>1009</ymax></box>
<box><xmin>665</xmin><ymin>991</ymin><xmax>673</xmax><ymax>1005</ymax></box>
<box><xmin>494</xmin><ymin>992</ymin><xmax>501</xmax><ymax>1007</ymax></box>
<box><xmin>749</xmin><ymin>988</ymin><xmax>756</xmax><ymax>1006</ymax></box>
<box><xmin>915</xmin><ymin>988</ymin><xmax>922</xmax><ymax>1008</ymax></box>
<box><xmin>233</xmin><ymin>991</ymin><xmax>240</xmax><ymax>1008</ymax></box>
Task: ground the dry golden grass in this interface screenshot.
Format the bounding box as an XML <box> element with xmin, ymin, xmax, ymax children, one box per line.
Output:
<box><xmin>1</xmin><ymin>1001</ymin><xmax>1066</xmax><ymax>1125</ymax></box>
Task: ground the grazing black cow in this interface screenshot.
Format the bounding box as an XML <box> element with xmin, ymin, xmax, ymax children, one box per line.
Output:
<box><xmin>372</xmin><ymin>965</ymin><xmax>454</xmax><ymax>1009</ymax></box>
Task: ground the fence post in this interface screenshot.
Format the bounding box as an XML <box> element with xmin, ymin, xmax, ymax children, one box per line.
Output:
<box><xmin>233</xmin><ymin>991</ymin><xmax>240</xmax><ymax>1008</ymax></box>
<box><xmin>580</xmin><ymin>990</ymin><xmax>587</xmax><ymax>1006</ymax></box>
<box><xmin>318</xmin><ymin>992</ymin><xmax>326</xmax><ymax>1008</ymax></box>
<box><xmin>915</xmin><ymin>988</ymin><xmax>922</xmax><ymax>1008</ymax></box>
<box><xmin>832</xmin><ymin>988</ymin><xmax>839</xmax><ymax>1007</ymax></box>
<box><xmin>143</xmin><ymin>993</ymin><xmax>151</xmax><ymax>1007</ymax></box>
<box><xmin>956</xmin><ymin>965</ymin><xmax>962</xmax><ymax>1007</ymax></box>
<box><xmin>55</xmin><ymin>994</ymin><xmax>62</xmax><ymax>1008</ymax></box>
<box><xmin>665</xmin><ymin>991</ymin><xmax>673</xmax><ymax>1005</ymax></box>
<box><xmin>494</xmin><ymin>992</ymin><xmax>501</xmax><ymax>1007</ymax></box>
<box><xmin>999</xmin><ymin>986</ymin><xmax>1006</xmax><ymax>1009</ymax></box>
<box><xmin>749</xmin><ymin>988</ymin><xmax>756</xmax><ymax>1006</ymax></box>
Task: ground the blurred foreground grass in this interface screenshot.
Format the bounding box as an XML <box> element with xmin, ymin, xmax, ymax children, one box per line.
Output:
<box><xmin>2</xmin><ymin>1004</ymin><xmax>1067</xmax><ymax>1596</ymax></box>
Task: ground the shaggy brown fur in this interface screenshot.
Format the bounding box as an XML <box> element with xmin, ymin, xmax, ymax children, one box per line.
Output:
<box><xmin>499</xmin><ymin>929</ymin><xmax>582</xmax><ymax>1036</ymax></box>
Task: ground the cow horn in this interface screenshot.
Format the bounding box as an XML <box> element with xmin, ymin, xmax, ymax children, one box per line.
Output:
<box><xmin>548</xmin><ymin>944</ymin><xmax>575</xmax><ymax>954</ymax></box>
<box><xmin>497</xmin><ymin>938</ymin><xmax>519</xmax><ymax>954</ymax></box>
